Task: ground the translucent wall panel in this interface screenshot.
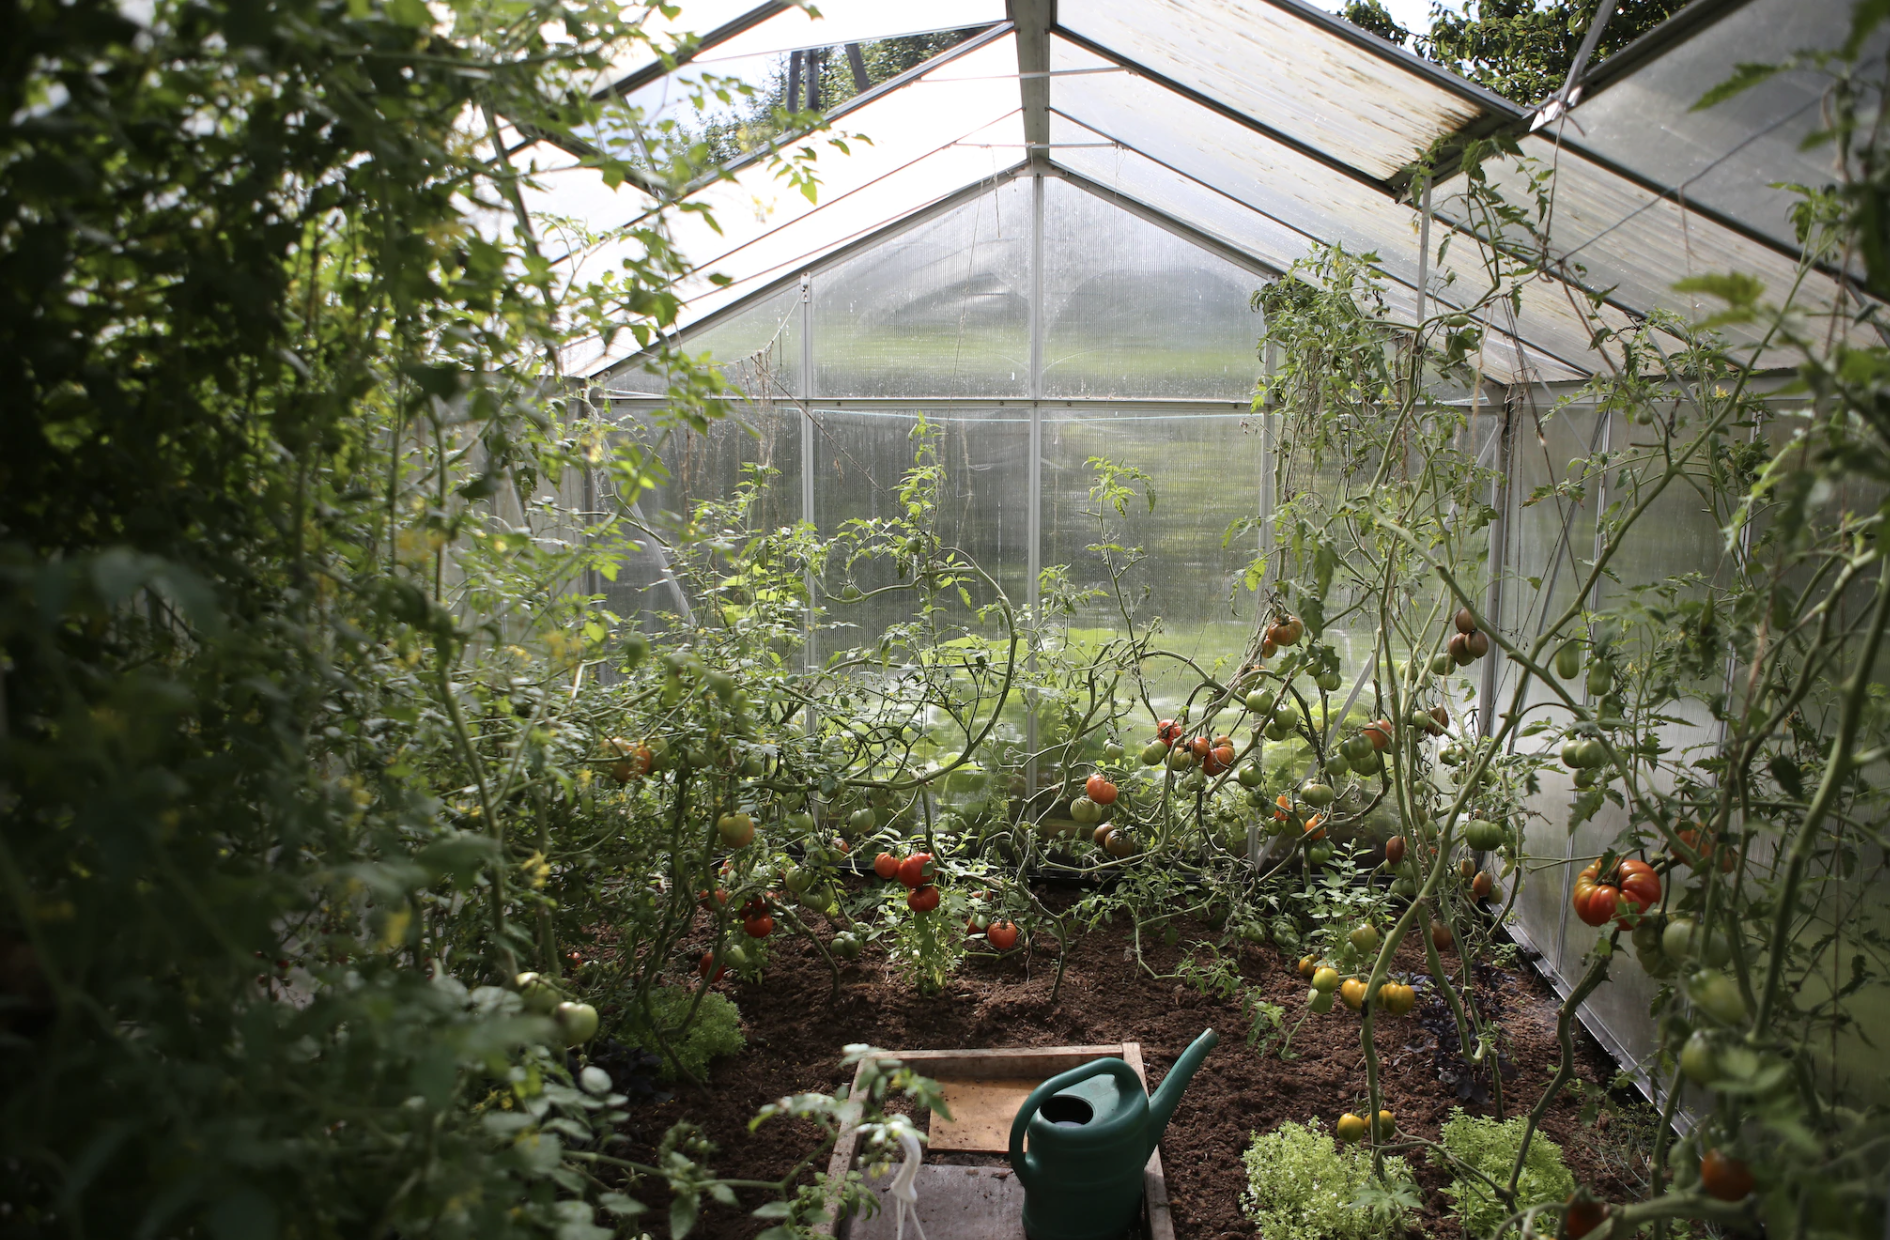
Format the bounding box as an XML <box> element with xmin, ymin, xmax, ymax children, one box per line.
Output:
<box><xmin>603</xmin><ymin>282</ymin><xmax>802</xmax><ymax>397</ymax></box>
<box><xmin>599</xmin><ymin>399</ymin><xmax>804</xmax><ymax>626</ymax></box>
<box><xmin>1040</xmin><ymin>407</ymin><xmax>1264</xmax><ymax>716</ymax></box>
<box><xmin>1040</xmin><ymin>177</ymin><xmax>1266</xmax><ymax>399</ymax></box>
<box><xmin>1494</xmin><ymin>403</ymin><xmax>1603</xmax><ymax>741</ymax></box>
<box><xmin>812</xmin><ymin>179</ymin><xmax>1032</xmax><ymax>398</ymax></box>
<box><xmin>809</xmin><ymin>407</ymin><xmax>1031</xmax><ymax>657</ymax></box>
<box><xmin>1059</xmin><ymin>0</ymin><xmax>1502</xmax><ymax>181</ymax></box>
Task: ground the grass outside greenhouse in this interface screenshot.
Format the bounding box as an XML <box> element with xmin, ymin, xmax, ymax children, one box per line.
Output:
<box><xmin>4</xmin><ymin>0</ymin><xmax>1889</xmax><ymax>1238</ymax></box>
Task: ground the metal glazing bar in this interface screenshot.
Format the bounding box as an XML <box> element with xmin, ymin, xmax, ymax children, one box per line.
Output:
<box><xmin>801</xmin><ymin>272</ymin><xmax>817</xmax><ymax>735</ymax></box>
<box><xmin>1025</xmin><ymin>171</ymin><xmax>1045</xmax><ymax>794</ymax></box>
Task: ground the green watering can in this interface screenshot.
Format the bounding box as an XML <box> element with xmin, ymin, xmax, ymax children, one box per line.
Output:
<box><xmin>1007</xmin><ymin>1029</ymin><xmax>1218</xmax><ymax>1240</ymax></box>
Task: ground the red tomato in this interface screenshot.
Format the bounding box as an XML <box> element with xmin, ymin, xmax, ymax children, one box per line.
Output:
<box><xmin>1203</xmin><ymin>744</ymin><xmax>1236</xmax><ymax>775</ymax></box>
<box><xmin>1472</xmin><ymin>870</ymin><xmax>1493</xmax><ymax>899</ymax></box>
<box><xmin>1700</xmin><ymin>1150</ymin><xmax>1753</xmax><ymax>1201</ymax></box>
<box><xmin>1156</xmin><ymin>718</ymin><xmax>1183</xmax><ymax>745</ymax></box>
<box><xmin>1564</xmin><ymin>1196</ymin><xmax>1607</xmax><ymax>1239</ymax></box>
<box><xmin>987</xmin><ymin>920</ymin><xmax>1020</xmax><ymax>950</ymax></box>
<box><xmin>1363</xmin><ymin>721</ymin><xmax>1393</xmax><ymax>751</ymax></box>
<box><xmin>697</xmin><ymin>951</ymin><xmax>727</xmax><ymax>982</ymax></box>
<box><xmin>1085</xmin><ymin>773</ymin><xmax>1118</xmax><ymax>805</ymax></box>
<box><xmin>873</xmin><ymin>852</ymin><xmax>900</xmax><ymax>880</ymax></box>
<box><xmin>698</xmin><ymin>889</ymin><xmax>728</xmax><ymax>912</ymax></box>
<box><xmin>907</xmin><ymin>884</ymin><xmax>941</xmax><ymax>913</ymax></box>
<box><xmin>897</xmin><ymin>853</ymin><xmax>934</xmax><ymax>889</ymax></box>
<box><xmin>1575</xmin><ymin>883</ymin><xmax>1618</xmax><ymax>927</ymax></box>
<box><xmin>743</xmin><ymin>915</ymin><xmax>774</xmax><ymax>938</ymax></box>
<box><xmin>1385</xmin><ymin>835</ymin><xmax>1407</xmax><ymax>867</ymax></box>
<box><xmin>1189</xmin><ymin>736</ymin><xmax>1211</xmax><ymax>759</ymax></box>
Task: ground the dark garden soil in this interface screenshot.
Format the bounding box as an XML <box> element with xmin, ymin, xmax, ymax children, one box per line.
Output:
<box><xmin>615</xmin><ymin>883</ymin><xmax>1647</xmax><ymax>1240</ymax></box>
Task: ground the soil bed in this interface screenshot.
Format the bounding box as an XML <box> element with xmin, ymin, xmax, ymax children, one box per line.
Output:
<box><xmin>618</xmin><ymin>884</ymin><xmax>1644</xmax><ymax>1239</ymax></box>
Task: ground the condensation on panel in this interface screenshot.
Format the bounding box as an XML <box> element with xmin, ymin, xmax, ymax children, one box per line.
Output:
<box><xmin>1040</xmin><ymin>177</ymin><xmax>1265</xmax><ymax>399</ymax></box>
<box><xmin>812</xmin><ymin>180</ymin><xmax>1032</xmax><ymax>398</ymax></box>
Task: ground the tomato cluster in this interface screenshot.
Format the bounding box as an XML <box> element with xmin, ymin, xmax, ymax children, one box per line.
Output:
<box><xmin>1571</xmin><ymin>857</ymin><xmax>1661</xmax><ymax>928</ymax></box>
<box><xmin>874</xmin><ymin>849</ymin><xmax>939</xmax><ymax>911</ymax></box>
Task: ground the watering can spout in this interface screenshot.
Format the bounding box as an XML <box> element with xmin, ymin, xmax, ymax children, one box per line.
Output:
<box><xmin>1145</xmin><ymin>1028</ymin><xmax>1218</xmax><ymax>1154</ymax></box>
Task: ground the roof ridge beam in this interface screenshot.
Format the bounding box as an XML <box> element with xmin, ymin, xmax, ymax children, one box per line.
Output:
<box><xmin>1009</xmin><ymin>0</ymin><xmax>1054</xmax><ymax>166</ymax></box>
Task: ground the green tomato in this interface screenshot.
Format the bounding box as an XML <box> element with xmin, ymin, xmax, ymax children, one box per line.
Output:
<box><xmin>1679</xmin><ymin>1030</ymin><xmax>1720</xmax><ymax>1084</ymax></box>
<box><xmin>1430</xmin><ymin>653</ymin><xmax>1456</xmax><ymax>676</ymax></box>
<box><xmin>1103</xmin><ymin>740</ymin><xmax>1125</xmax><ymax>762</ymax></box>
<box><xmin>1348</xmin><ymin>924</ymin><xmax>1381</xmax><ymax>954</ymax></box>
<box><xmin>1316</xmin><ymin>670</ymin><xmax>1343</xmax><ymax>692</ymax></box>
<box><xmin>1586</xmin><ymin>660</ymin><xmax>1614</xmax><ymax>696</ymax></box>
<box><xmin>847</xmin><ymin>807</ymin><xmax>876</xmax><ymax>833</ymax></box>
<box><xmin>1141</xmin><ymin>740</ymin><xmax>1169</xmax><ymax>766</ymax></box>
<box><xmin>1307</xmin><ymin>843</ymin><xmax>1333</xmax><ymax>867</ymax></box>
<box><xmin>621</xmin><ymin>631</ymin><xmax>651</xmax><ymax>668</ymax></box>
<box><xmin>1178</xmin><ymin>770</ymin><xmax>1207</xmax><ymax>794</ymax></box>
<box><xmin>515</xmin><ymin>971</ymin><xmax>560</xmax><ymax>1015</ymax></box>
<box><xmin>1070</xmin><ymin>796</ymin><xmax>1102</xmax><ymax>824</ymax></box>
<box><xmin>554</xmin><ymin>1001</ymin><xmax>600</xmax><ymax>1046</ymax></box>
<box><xmin>784</xmin><ymin>866</ymin><xmax>813</xmax><ymax>894</ymax></box>
<box><xmin>1324</xmin><ymin>752</ymin><xmax>1350</xmax><ymax>777</ymax></box>
<box><xmin>722</xmin><ymin>942</ymin><xmax>749</xmax><ymax>968</ymax></box>
<box><xmin>1301</xmin><ymin>782</ymin><xmax>1335</xmax><ymax>807</ymax></box>
<box><xmin>1554</xmin><ymin>642</ymin><xmax>1581</xmax><ymax>679</ymax></box>
<box><xmin>1245</xmin><ymin>690</ymin><xmax>1275</xmax><ymax>715</ymax></box>
<box><xmin>1688</xmin><ymin>970</ymin><xmax>1749</xmax><ymax>1027</ymax></box>
<box><xmin>1240</xmin><ymin>922</ymin><xmax>1268</xmax><ymax>944</ymax></box>
<box><xmin>1308</xmin><ymin>987</ymin><xmax>1335</xmax><ymax>1014</ymax></box>
<box><xmin>1351</xmin><ymin>749</ymin><xmax>1382</xmax><ymax>775</ymax></box>
<box><xmin>1272</xmin><ymin>702</ymin><xmax>1301</xmax><ymax>730</ymax></box>
<box><xmin>1236</xmin><ymin>762</ymin><xmax>1264</xmax><ymax>788</ymax></box>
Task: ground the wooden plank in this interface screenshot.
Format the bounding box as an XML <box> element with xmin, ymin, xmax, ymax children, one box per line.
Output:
<box><xmin>930</xmin><ymin>1077</ymin><xmax>1040</xmax><ymax>1152</ymax></box>
<box><xmin>846</xmin><ymin>1164</ymin><xmax>1028</xmax><ymax>1240</ymax></box>
<box><xmin>817</xmin><ymin>1043</ymin><xmax>1170</xmax><ymax>1239</ymax></box>
<box><xmin>1119</xmin><ymin>1043</ymin><xmax>1175</xmax><ymax>1240</ymax></box>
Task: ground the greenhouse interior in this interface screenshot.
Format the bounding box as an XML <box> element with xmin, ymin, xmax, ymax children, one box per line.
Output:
<box><xmin>5</xmin><ymin>0</ymin><xmax>1890</xmax><ymax>1236</ymax></box>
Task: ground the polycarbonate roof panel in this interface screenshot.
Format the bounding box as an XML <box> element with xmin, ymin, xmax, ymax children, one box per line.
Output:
<box><xmin>1047</xmin><ymin>117</ymin><xmax>1313</xmax><ymax>273</ymax></box>
<box><xmin>698</xmin><ymin>0</ymin><xmax>1006</xmax><ymax>60</ymax></box>
<box><xmin>1045</xmin><ymin>73</ymin><xmax>1605</xmax><ymax>379</ymax></box>
<box><xmin>1460</xmin><ymin>135</ymin><xmax>1871</xmax><ymax>360</ymax></box>
<box><xmin>1046</xmin><ymin>37</ymin><xmax>1439</xmax><ymax>271</ymax></box>
<box><xmin>589</xmin><ymin>0</ymin><xmax>765</xmax><ymax>96</ymax></box>
<box><xmin>1059</xmin><ymin>0</ymin><xmax>1501</xmax><ymax>181</ymax></box>
<box><xmin>1567</xmin><ymin>0</ymin><xmax>1853</xmax><ymax>250</ymax></box>
<box><xmin>1047</xmin><ymin>124</ymin><xmax>1591</xmax><ymax>382</ymax></box>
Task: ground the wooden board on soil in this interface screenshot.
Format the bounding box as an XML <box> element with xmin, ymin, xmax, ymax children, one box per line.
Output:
<box><xmin>822</xmin><ymin>1044</ymin><xmax>1173</xmax><ymax>1240</ymax></box>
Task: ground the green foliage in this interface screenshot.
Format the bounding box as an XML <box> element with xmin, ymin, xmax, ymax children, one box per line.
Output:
<box><xmin>1240</xmin><ymin>1120</ymin><xmax>1417</xmax><ymax>1240</ymax></box>
<box><xmin>1435</xmin><ymin>1110</ymin><xmax>1577</xmax><ymax>1238</ymax></box>
<box><xmin>624</xmin><ymin>988</ymin><xmax>747</xmax><ymax>1081</ymax></box>
<box><xmin>1341</xmin><ymin>0</ymin><xmax>1692</xmax><ymax>104</ymax></box>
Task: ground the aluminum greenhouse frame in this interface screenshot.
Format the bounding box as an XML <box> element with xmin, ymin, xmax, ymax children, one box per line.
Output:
<box><xmin>508</xmin><ymin>0</ymin><xmax>1882</xmax><ymax>1109</ymax></box>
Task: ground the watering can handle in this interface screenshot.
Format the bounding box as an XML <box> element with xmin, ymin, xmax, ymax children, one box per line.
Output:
<box><xmin>1007</xmin><ymin>1058</ymin><xmax>1145</xmax><ymax>1191</ymax></box>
